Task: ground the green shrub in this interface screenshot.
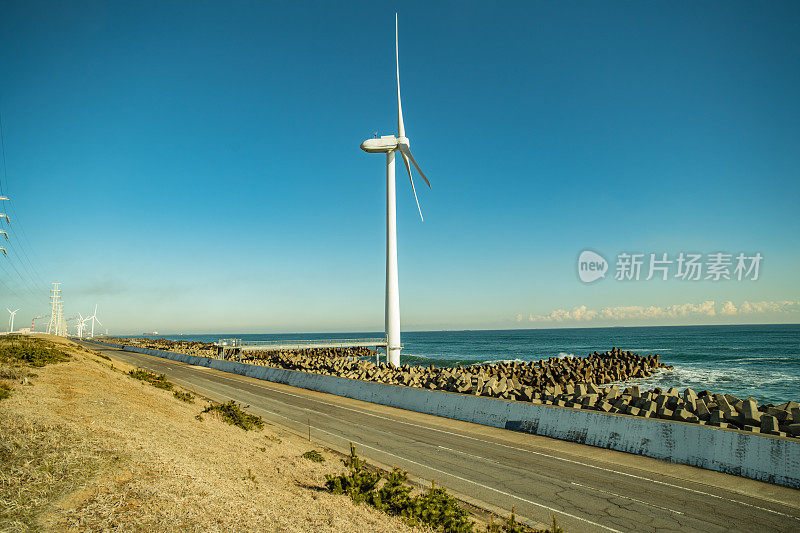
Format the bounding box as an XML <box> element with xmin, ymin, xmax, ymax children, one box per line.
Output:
<box><xmin>409</xmin><ymin>479</ymin><xmax>473</xmax><ymax>532</ymax></box>
<box><xmin>326</xmin><ymin>444</ymin><xmax>563</xmax><ymax>532</ymax></box>
<box><xmin>302</xmin><ymin>450</ymin><xmax>325</xmax><ymax>463</ymax></box>
<box><xmin>325</xmin><ymin>442</ymin><xmax>381</xmax><ymax>504</ymax></box>
<box><xmin>0</xmin><ymin>337</ymin><xmax>70</xmax><ymax>367</ymax></box>
<box><xmin>0</xmin><ymin>382</ymin><xmax>11</xmax><ymax>400</ymax></box>
<box><xmin>173</xmin><ymin>390</ymin><xmax>194</xmax><ymax>403</ymax></box>
<box><xmin>371</xmin><ymin>467</ymin><xmax>413</xmax><ymax>517</ymax></box>
<box><xmin>201</xmin><ymin>401</ymin><xmax>264</xmax><ymax>431</ymax></box>
<box><xmin>324</xmin><ymin>443</ymin><xmax>474</xmax><ymax>531</ymax></box>
<box><xmin>128</xmin><ymin>369</ymin><xmax>173</xmax><ymax>390</ymax></box>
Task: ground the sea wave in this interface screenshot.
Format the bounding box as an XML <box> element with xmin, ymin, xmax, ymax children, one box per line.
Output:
<box><xmin>611</xmin><ymin>364</ymin><xmax>800</xmax><ymax>403</ymax></box>
<box><xmin>400</xmin><ymin>354</ymin><xmax>484</xmax><ymax>367</ymax></box>
<box><xmin>479</xmin><ymin>358</ymin><xmax>526</xmax><ymax>365</ymax></box>
<box><xmin>713</xmin><ymin>357</ymin><xmax>798</xmax><ymax>364</ymax></box>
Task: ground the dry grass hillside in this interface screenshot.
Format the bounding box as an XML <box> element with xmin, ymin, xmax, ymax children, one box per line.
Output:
<box><xmin>0</xmin><ymin>335</ymin><xmax>421</xmax><ymax>532</ymax></box>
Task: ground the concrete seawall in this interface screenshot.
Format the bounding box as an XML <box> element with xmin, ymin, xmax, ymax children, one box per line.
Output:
<box><xmin>84</xmin><ymin>339</ymin><xmax>800</xmax><ymax>488</ymax></box>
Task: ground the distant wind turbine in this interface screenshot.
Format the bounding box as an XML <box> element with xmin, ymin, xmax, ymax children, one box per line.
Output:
<box><xmin>75</xmin><ymin>313</ymin><xmax>89</xmax><ymax>338</ymax></box>
<box><xmin>6</xmin><ymin>308</ymin><xmax>19</xmax><ymax>333</ymax></box>
<box><xmin>87</xmin><ymin>305</ymin><xmax>103</xmax><ymax>338</ymax></box>
<box><xmin>360</xmin><ymin>14</ymin><xmax>431</xmax><ymax>367</ymax></box>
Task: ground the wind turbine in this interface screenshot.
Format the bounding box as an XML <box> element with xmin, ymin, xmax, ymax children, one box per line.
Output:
<box><xmin>360</xmin><ymin>14</ymin><xmax>431</xmax><ymax>367</ymax></box>
<box><xmin>87</xmin><ymin>305</ymin><xmax>103</xmax><ymax>338</ymax></box>
<box><xmin>6</xmin><ymin>308</ymin><xmax>19</xmax><ymax>333</ymax></box>
<box><xmin>74</xmin><ymin>313</ymin><xmax>87</xmax><ymax>338</ymax></box>
<box><xmin>82</xmin><ymin>314</ymin><xmax>91</xmax><ymax>338</ymax></box>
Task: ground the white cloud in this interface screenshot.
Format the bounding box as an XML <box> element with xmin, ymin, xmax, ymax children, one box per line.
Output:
<box><xmin>528</xmin><ymin>305</ymin><xmax>598</xmax><ymax>323</ymax></box>
<box><xmin>738</xmin><ymin>300</ymin><xmax>798</xmax><ymax>314</ymax></box>
<box><xmin>597</xmin><ymin>305</ymin><xmax>669</xmax><ymax>320</ymax></box>
<box><xmin>525</xmin><ymin>299</ymin><xmax>799</xmax><ymax>324</ymax></box>
<box><xmin>571</xmin><ymin>305</ymin><xmax>598</xmax><ymax>321</ymax></box>
<box><xmin>664</xmin><ymin>300</ymin><xmax>716</xmax><ymax>318</ymax></box>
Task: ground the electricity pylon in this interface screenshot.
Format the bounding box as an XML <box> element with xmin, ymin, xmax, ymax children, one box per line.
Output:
<box><xmin>46</xmin><ymin>282</ymin><xmax>66</xmax><ymax>336</ymax></box>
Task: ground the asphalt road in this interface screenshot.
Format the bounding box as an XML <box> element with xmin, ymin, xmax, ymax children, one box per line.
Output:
<box><xmin>79</xmin><ymin>341</ymin><xmax>800</xmax><ymax>532</ymax></box>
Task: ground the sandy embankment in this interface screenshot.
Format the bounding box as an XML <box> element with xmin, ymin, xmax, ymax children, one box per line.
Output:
<box><xmin>0</xmin><ymin>335</ymin><xmax>418</xmax><ymax>532</ymax></box>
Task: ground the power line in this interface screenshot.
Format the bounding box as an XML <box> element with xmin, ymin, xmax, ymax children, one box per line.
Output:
<box><xmin>0</xmin><ymin>101</ymin><xmax>50</xmax><ymax>300</ymax></box>
<box><xmin>0</xmin><ymin>261</ymin><xmax>26</xmax><ymax>300</ymax></box>
<box><xmin>0</xmin><ymin>217</ymin><xmax>48</xmax><ymax>302</ymax></box>
<box><xmin>3</xmin><ymin>209</ymin><xmax>48</xmax><ymax>287</ymax></box>
<box><xmin>0</xmin><ymin>227</ymin><xmax>47</xmax><ymax>298</ymax></box>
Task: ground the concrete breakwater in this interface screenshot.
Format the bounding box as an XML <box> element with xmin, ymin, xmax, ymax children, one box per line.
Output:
<box><xmin>245</xmin><ymin>346</ymin><xmax>667</xmax><ymax>387</ymax></box>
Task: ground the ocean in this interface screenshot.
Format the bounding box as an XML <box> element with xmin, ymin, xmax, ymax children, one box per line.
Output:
<box><xmin>128</xmin><ymin>324</ymin><xmax>800</xmax><ymax>405</ymax></box>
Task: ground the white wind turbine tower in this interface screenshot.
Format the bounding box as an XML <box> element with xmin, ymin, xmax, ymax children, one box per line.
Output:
<box><xmin>6</xmin><ymin>308</ymin><xmax>19</xmax><ymax>333</ymax></box>
<box><xmin>360</xmin><ymin>14</ymin><xmax>431</xmax><ymax>367</ymax></box>
<box><xmin>87</xmin><ymin>305</ymin><xmax>103</xmax><ymax>338</ymax></box>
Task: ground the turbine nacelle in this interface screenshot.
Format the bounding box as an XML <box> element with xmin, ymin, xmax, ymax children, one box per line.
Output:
<box><xmin>360</xmin><ymin>135</ymin><xmax>398</xmax><ymax>153</ymax></box>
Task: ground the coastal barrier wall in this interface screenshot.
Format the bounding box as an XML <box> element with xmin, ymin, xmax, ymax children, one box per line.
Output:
<box><xmin>83</xmin><ymin>339</ymin><xmax>800</xmax><ymax>488</ymax></box>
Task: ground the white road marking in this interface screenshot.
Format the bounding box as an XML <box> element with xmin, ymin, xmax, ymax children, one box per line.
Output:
<box><xmin>437</xmin><ymin>445</ymin><xmax>486</xmax><ymax>461</ymax></box>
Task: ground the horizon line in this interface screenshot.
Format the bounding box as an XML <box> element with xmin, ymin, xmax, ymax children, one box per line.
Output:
<box><xmin>114</xmin><ymin>322</ymin><xmax>800</xmax><ymax>337</ymax></box>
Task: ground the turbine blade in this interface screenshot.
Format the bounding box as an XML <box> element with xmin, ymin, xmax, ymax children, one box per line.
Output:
<box><xmin>396</xmin><ymin>13</ymin><xmax>405</xmax><ymax>138</ymax></box>
<box><xmin>95</xmin><ymin>318</ymin><xmax>103</xmax><ymax>326</ymax></box>
<box><xmin>401</xmin><ymin>150</ymin><xmax>412</xmax><ymax>182</ymax></box>
<box><xmin>401</xmin><ymin>152</ymin><xmax>423</xmax><ymax>221</ymax></box>
<box><xmin>400</xmin><ymin>145</ymin><xmax>430</xmax><ymax>188</ymax></box>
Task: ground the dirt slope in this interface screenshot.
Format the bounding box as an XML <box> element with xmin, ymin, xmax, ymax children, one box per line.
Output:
<box><xmin>0</xmin><ymin>335</ymin><xmax>419</xmax><ymax>532</ymax></box>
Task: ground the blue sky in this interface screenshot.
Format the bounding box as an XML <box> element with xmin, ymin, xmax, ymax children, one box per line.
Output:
<box><xmin>0</xmin><ymin>1</ymin><xmax>798</xmax><ymax>333</ymax></box>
